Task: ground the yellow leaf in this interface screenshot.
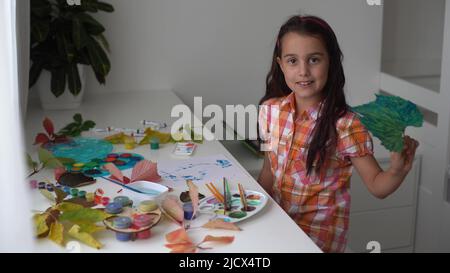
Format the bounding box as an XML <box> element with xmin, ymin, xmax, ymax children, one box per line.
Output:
<box><xmin>200</xmin><ymin>235</ymin><xmax>234</xmax><ymax>245</ymax></box>
<box><xmin>68</xmin><ymin>225</ymin><xmax>103</xmax><ymax>249</ymax></box>
<box><xmin>33</xmin><ymin>213</ymin><xmax>49</xmax><ymax>236</ymax></box>
<box><xmin>104</xmin><ymin>132</ymin><xmax>125</xmax><ymax>144</ymax></box>
<box><xmin>48</xmin><ymin>222</ymin><xmax>64</xmax><ymax>246</ymax></box>
<box><xmin>140</xmin><ymin>128</ymin><xmax>172</xmax><ymax>145</ymax></box>
<box><xmin>55</xmin><ymin>202</ymin><xmax>84</xmax><ymax>212</ymax></box>
<box><xmin>39</xmin><ymin>189</ymin><xmax>56</xmax><ymax>202</ymax></box>
<box><xmin>78</xmin><ymin>222</ymin><xmax>106</xmax><ymax>234</ymax></box>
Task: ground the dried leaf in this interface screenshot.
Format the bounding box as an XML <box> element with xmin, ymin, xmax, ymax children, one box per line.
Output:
<box><xmin>55</xmin><ymin>187</ymin><xmax>68</xmax><ymax>204</ymax></box>
<box><xmin>130</xmin><ymin>160</ymin><xmax>161</xmax><ymax>182</ymax></box>
<box><xmin>166</xmin><ymin>228</ymin><xmax>192</xmax><ymax>244</ymax></box>
<box><xmin>64</xmin><ymin>197</ymin><xmax>96</xmax><ymax>208</ymax></box>
<box><xmin>165</xmin><ymin>243</ymin><xmax>197</xmax><ymax>253</ymax></box>
<box><xmin>103</xmin><ymin>163</ymin><xmax>124</xmax><ymax>182</ymax></box>
<box><xmin>77</xmin><ymin>222</ymin><xmax>106</xmax><ymax>234</ymax></box>
<box><xmin>26</xmin><ymin>153</ymin><xmax>38</xmax><ymax>170</ymax></box>
<box><xmin>59</xmin><ymin>208</ymin><xmax>111</xmax><ymax>223</ymax></box>
<box><xmin>161</xmin><ymin>195</ymin><xmax>184</xmax><ymax>225</ymax></box>
<box><xmin>33</xmin><ymin>213</ymin><xmax>49</xmax><ymax>236</ymax></box>
<box><xmin>48</xmin><ymin>221</ymin><xmax>64</xmax><ymax>246</ymax></box>
<box><xmin>44</xmin><ymin>158</ymin><xmax>64</xmax><ymax>169</ymax></box>
<box><xmin>140</xmin><ymin>128</ymin><xmax>173</xmax><ymax>145</ymax></box>
<box><xmin>200</xmin><ymin>235</ymin><xmax>235</xmax><ymax>245</ymax></box>
<box><xmin>202</xmin><ymin>219</ymin><xmax>242</xmax><ymax>231</ymax></box>
<box><xmin>43</xmin><ymin>117</ymin><xmax>55</xmax><ymax>136</ymax></box>
<box><xmin>38</xmin><ymin>148</ymin><xmax>63</xmax><ymax>169</ymax></box>
<box><xmin>104</xmin><ymin>132</ymin><xmax>126</xmax><ymax>144</ymax></box>
<box><xmin>68</xmin><ymin>225</ymin><xmax>102</xmax><ymax>249</ymax></box>
<box><xmin>186</xmin><ymin>180</ymin><xmax>199</xmax><ymax>219</ymax></box>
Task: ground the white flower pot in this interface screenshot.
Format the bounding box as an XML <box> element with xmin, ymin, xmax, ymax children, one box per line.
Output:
<box><xmin>36</xmin><ymin>64</ymin><xmax>86</xmax><ymax>110</ymax></box>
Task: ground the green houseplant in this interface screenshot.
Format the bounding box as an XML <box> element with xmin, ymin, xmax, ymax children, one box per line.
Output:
<box><xmin>29</xmin><ymin>0</ymin><xmax>114</xmax><ymax>101</ymax></box>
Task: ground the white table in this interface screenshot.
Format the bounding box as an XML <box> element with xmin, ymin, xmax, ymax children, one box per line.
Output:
<box><xmin>24</xmin><ymin>90</ymin><xmax>321</xmax><ymax>253</ymax></box>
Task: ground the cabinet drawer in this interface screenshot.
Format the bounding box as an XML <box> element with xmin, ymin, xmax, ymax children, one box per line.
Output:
<box><xmin>348</xmin><ymin>206</ymin><xmax>415</xmax><ymax>252</ymax></box>
<box><xmin>350</xmin><ymin>157</ymin><xmax>420</xmax><ymax>213</ymax></box>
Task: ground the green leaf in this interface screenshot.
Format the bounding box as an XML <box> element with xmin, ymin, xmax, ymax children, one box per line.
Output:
<box><xmin>59</xmin><ymin>208</ymin><xmax>111</xmax><ymax>223</ymax></box>
<box><xmin>77</xmin><ymin>13</ymin><xmax>105</xmax><ymax>35</ymax></box>
<box><xmin>86</xmin><ymin>37</ymin><xmax>110</xmax><ymax>83</ymax></box>
<box><xmin>29</xmin><ymin>60</ymin><xmax>44</xmax><ymax>88</ymax></box>
<box><xmin>73</xmin><ymin>113</ymin><xmax>83</xmax><ymax>124</ymax></box>
<box><xmin>31</xmin><ymin>18</ymin><xmax>50</xmax><ymax>42</ymax></box>
<box><xmin>81</xmin><ymin>120</ymin><xmax>96</xmax><ymax>131</ymax></box>
<box><xmin>26</xmin><ymin>153</ymin><xmax>38</xmax><ymax>170</ymax></box>
<box><xmin>31</xmin><ymin>0</ymin><xmax>52</xmax><ymax>18</ymax></box>
<box><xmin>94</xmin><ymin>34</ymin><xmax>110</xmax><ymax>53</ymax></box>
<box><xmin>56</xmin><ymin>157</ymin><xmax>76</xmax><ymax>166</ymax></box>
<box><xmin>56</xmin><ymin>31</ymin><xmax>75</xmax><ymax>63</ymax></box>
<box><xmin>352</xmin><ymin>94</ymin><xmax>424</xmax><ymax>152</ymax></box>
<box><xmin>56</xmin><ymin>202</ymin><xmax>84</xmax><ymax>212</ymax></box>
<box><xmin>72</xmin><ymin>16</ymin><xmax>90</xmax><ymax>50</ymax></box>
<box><xmin>44</xmin><ymin>158</ymin><xmax>64</xmax><ymax>169</ymax></box>
<box><xmin>66</xmin><ymin>63</ymin><xmax>82</xmax><ymax>96</ymax></box>
<box><xmin>51</xmin><ymin>68</ymin><xmax>66</xmax><ymax>97</ymax></box>
<box><xmin>38</xmin><ymin>147</ymin><xmax>54</xmax><ymax>163</ymax></box>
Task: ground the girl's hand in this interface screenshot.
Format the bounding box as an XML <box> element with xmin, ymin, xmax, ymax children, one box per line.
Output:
<box><xmin>389</xmin><ymin>135</ymin><xmax>419</xmax><ymax>175</ymax></box>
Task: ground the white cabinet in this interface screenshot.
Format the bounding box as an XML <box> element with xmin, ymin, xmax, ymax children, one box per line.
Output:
<box><xmin>347</xmin><ymin>157</ymin><xmax>421</xmax><ymax>252</ymax></box>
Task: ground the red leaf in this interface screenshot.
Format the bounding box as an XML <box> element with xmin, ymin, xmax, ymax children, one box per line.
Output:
<box><xmin>43</xmin><ymin>117</ymin><xmax>54</xmax><ymax>136</ymax></box>
<box><xmin>166</xmin><ymin>228</ymin><xmax>192</xmax><ymax>244</ymax></box>
<box><xmin>165</xmin><ymin>243</ymin><xmax>197</xmax><ymax>253</ymax></box>
<box><xmin>34</xmin><ymin>133</ymin><xmax>50</xmax><ymax>145</ymax></box>
<box><xmin>202</xmin><ymin>219</ymin><xmax>242</xmax><ymax>231</ymax></box>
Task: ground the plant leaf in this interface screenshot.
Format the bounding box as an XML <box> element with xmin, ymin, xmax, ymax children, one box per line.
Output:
<box><xmin>26</xmin><ymin>153</ymin><xmax>38</xmax><ymax>170</ymax></box>
<box><xmin>165</xmin><ymin>242</ymin><xmax>197</xmax><ymax>253</ymax></box>
<box><xmin>199</xmin><ymin>235</ymin><xmax>235</xmax><ymax>245</ymax></box>
<box><xmin>77</xmin><ymin>222</ymin><xmax>106</xmax><ymax>234</ymax></box>
<box><xmin>72</xmin><ymin>16</ymin><xmax>90</xmax><ymax>50</ymax></box>
<box><xmin>48</xmin><ymin>221</ymin><xmax>64</xmax><ymax>246</ymax></box>
<box><xmin>33</xmin><ymin>213</ymin><xmax>50</xmax><ymax>237</ymax></box>
<box><xmin>352</xmin><ymin>94</ymin><xmax>424</xmax><ymax>152</ymax></box>
<box><xmin>166</xmin><ymin>228</ymin><xmax>192</xmax><ymax>244</ymax></box>
<box><xmin>56</xmin><ymin>202</ymin><xmax>84</xmax><ymax>212</ymax></box>
<box><xmin>66</xmin><ymin>63</ymin><xmax>81</xmax><ymax>96</ymax></box>
<box><xmin>68</xmin><ymin>225</ymin><xmax>102</xmax><ymax>249</ymax></box>
<box><xmin>51</xmin><ymin>68</ymin><xmax>66</xmax><ymax>97</ymax></box>
<box><xmin>44</xmin><ymin>158</ymin><xmax>64</xmax><ymax>169</ymax></box>
<box><xmin>161</xmin><ymin>195</ymin><xmax>184</xmax><ymax>226</ymax></box>
<box><xmin>43</xmin><ymin>117</ymin><xmax>54</xmax><ymax>136</ymax></box>
<box><xmin>39</xmin><ymin>189</ymin><xmax>56</xmax><ymax>202</ymax></box>
<box><xmin>73</xmin><ymin>113</ymin><xmax>83</xmax><ymax>124</ymax></box>
<box><xmin>34</xmin><ymin>133</ymin><xmax>50</xmax><ymax>145</ymax></box>
<box><xmin>59</xmin><ymin>208</ymin><xmax>111</xmax><ymax>224</ymax></box>
<box><xmin>202</xmin><ymin>219</ymin><xmax>242</xmax><ymax>231</ymax></box>
<box><xmin>81</xmin><ymin>120</ymin><xmax>96</xmax><ymax>131</ymax></box>
<box><xmin>186</xmin><ymin>180</ymin><xmax>199</xmax><ymax>219</ymax></box>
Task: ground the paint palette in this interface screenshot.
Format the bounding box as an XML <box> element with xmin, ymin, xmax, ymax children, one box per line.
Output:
<box><xmin>198</xmin><ymin>190</ymin><xmax>267</xmax><ymax>223</ymax></box>
<box><xmin>68</xmin><ymin>153</ymin><xmax>145</xmax><ymax>178</ymax></box>
<box><xmin>103</xmin><ymin>207</ymin><xmax>162</xmax><ymax>234</ymax></box>
<box><xmin>43</xmin><ymin>137</ymin><xmax>113</xmax><ymax>163</ymax></box>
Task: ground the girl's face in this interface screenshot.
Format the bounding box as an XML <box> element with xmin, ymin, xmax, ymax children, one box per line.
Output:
<box><xmin>277</xmin><ymin>32</ymin><xmax>329</xmax><ymax>107</ymax></box>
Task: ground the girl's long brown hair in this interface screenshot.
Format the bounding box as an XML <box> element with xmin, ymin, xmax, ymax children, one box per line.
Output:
<box><xmin>260</xmin><ymin>15</ymin><xmax>349</xmax><ymax>176</ymax></box>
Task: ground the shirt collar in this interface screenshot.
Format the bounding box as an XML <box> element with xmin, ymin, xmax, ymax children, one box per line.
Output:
<box><xmin>280</xmin><ymin>92</ymin><xmax>323</xmax><ymax>121</ymax></box>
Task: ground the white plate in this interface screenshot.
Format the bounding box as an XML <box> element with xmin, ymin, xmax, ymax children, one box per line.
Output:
<box><xmin>197</xmin><ymin>190</ymin><xmax>267</xmax><ymax>223</ymax></box>
<box><xmin>123</xmin><ymin>181</ymin><xmax>169</xmax><ymax>204</ymax></box>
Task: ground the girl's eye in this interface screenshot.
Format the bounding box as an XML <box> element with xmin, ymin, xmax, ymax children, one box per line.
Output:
<box><xmin>309</xmin><ymin>57</ymin><xmax>320</xmax><ymax>64</ymax></box>
<box><xmin>287</xmin><ymin>58</ymin><xmax>297</xmax><ymax>65</ymax></box>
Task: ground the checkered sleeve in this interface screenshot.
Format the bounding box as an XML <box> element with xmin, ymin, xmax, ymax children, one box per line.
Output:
<box><xmin>258</xmin><ymin>103</ymin><xmax>269</xmax><ymax>145</ymax></box>
<box><xmin>336</xmin><ymin>114</ymin><xmax>374</xmax><ymax>160</ymax></box>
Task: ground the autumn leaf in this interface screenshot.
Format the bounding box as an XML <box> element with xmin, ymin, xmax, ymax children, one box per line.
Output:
<box><xmin>77</xmin><ymin>222</ymin><xmax>106</xmax><ymax>234</ymax></box>
<box><xmin>104</xmin><ymin>132</ymin><xmax>126</xmax><ymax>144</ymax></box>
<box><xmin>55</xmin><ymin>187</ymin><xmax>68</xmax><ymax>204</ymax></box>
<box><xmin>165</xmin><ymin>228</ymin><xmax>197</xmax><ymax>253</ymax></box>
<box><xmin>33</xmin><ymin>213</ymin><xmax>50</xmax><ymax>237</ymax></box>
<box><xmin>139</xmin><ymin>128</ymin><xmax>173</xmax><ymax>145</ymax></box>
<box><xmin>43</xmin><ymin>117</ymin><xmax>55</xmax><ymax>136</ymax></box>
<box><xmin>202</xmin><ymin>219</ymin><xmax>242</xmax><ymax>231</ymax></box>
<box><xmin>352</xmin><ymin>94</ymin><xmax>423</xmax><ymax>152</ymax></box>
<box><xmin>39</xmin><ymin>189</ymin><xmax>56</xmax><ymax>202</ymax></box>
<box><xmin>55</xmin><ymin>202</ymin><xmax>84</xmax><ymax>212</ymax></box>
<box><xmin>59</xmin><ymin>208</ymin><xmax>111</xmax><ymax>223</ymax></box>
<box><xmin>165</xmin><ymin>242</ymin><xmax>197</xmax><ymax>253</ymax></box>
<box><xmin>199</xmin><ymin>235</ymin><xmax>235</xmax><ymax>245</ymax></box>
<box><xmin>68</xmin><ymin>225</ymin><xmax>103</xmax><ymax>249</ymax></box>
<box><xmin>186</xmin><ymin>180</ymin><xmax>199</xmax><ymax>219</ymax></box>
<box><xmin>26</xmin><ymin>153</ymin><xmax>38</xmax><ymax>170</ymax></box>
<box><xmin>48</xmin><ymin>221</ymin><xmax>64</xmax><ymax>246</ymax></box>
<box><xmin>161</xmin><ymin>195</ymin><xmax>184</xmax><ymax>226</ymax></box>
<box><xmin>166</xmin><ymin>228</ymin><xmax>192</xmax><ymax>244</ymax></box>
<box><xmin>38</xmin><ymin>148</ymin><xmax>63</xmax><ymax>169</ymax></box>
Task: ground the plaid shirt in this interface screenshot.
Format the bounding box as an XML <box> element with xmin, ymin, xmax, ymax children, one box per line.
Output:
<box><xmin>259</xmin><ymin>92</ymin><xmax>373</xmax><ymax>252</ymax></box>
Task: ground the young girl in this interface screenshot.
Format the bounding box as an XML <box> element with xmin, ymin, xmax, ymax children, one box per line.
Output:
<box><xmin>258</xmin><ymin>15</ymin><xmax>419</xmax><ymax>253</ymax></box>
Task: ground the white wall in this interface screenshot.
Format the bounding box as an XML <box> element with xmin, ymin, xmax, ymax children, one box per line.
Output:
<box><xmin>382</xmin><ymin>0</ymin><xmax>445</xmax><ymax>77</ymax></box>
<box><xmin>85</xmin><ymin>0</ymin><xmax>383</xmax><ymax>109</ymax></box>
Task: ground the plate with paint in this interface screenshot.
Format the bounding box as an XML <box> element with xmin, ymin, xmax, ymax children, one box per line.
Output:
<box><xmin>197</xmin><ymin>190</ymin><xmax>267</xmax><ymax>223</ymax></box>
